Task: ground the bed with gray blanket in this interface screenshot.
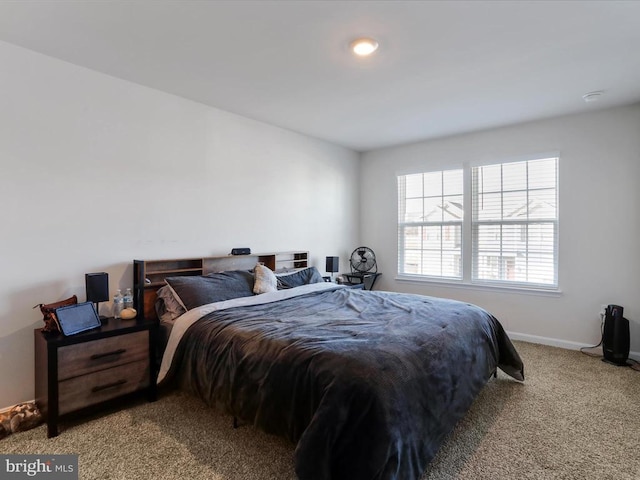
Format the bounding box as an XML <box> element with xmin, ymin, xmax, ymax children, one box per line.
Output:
<box><xmin>157</xmin><ymin>271</ymin><xmax>524</xmax><ymax>480</ymax></box>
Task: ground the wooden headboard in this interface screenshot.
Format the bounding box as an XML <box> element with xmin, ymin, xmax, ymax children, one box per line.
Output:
<box><xmin>133</xmin><ymin>251</ymin><xmax>309</xmax><ymax>321</ymax></box>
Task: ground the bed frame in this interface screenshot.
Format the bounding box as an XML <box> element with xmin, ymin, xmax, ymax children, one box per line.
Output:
<box><xmin>132</xmin><ymin>251</ymin><xmax>309</xmax><ymax>321</ymax></box>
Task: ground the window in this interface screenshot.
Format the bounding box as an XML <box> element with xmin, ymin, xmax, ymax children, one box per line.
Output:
<box><xmin>397</xmin><ymin>169</ymin><xmax>464</xmax><ymax>279</ymax></box>
<box><xmin>398</xmin><ymin>157</ymin><xmax>559</xmax><ymax>289</ymax></box>
<box><xmin>472</xmin><ymin>158</ymin><xmax>558</xmax><ymax>287</ymax></box>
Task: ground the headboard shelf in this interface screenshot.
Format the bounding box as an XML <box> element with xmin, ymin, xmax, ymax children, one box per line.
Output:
<box><xmin>149</xmin><ymin>267</ymin><xmax>203</xmax><ymax>275</ymax></box>
<box><xmin>133</xmin><ymin>251</ymin><xmax>308</xmax><ymax>321</ymax></box>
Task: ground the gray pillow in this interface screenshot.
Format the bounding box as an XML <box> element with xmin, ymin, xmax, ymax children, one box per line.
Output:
<box><xmin>276</xmin><ymin>266</ymin><xmax>324</xmax><ymax>289</ymax></box>
<box><xmin>165</xmin><ymin>270</ymin><xmax>255</xmax><ymax>311</ymax></box>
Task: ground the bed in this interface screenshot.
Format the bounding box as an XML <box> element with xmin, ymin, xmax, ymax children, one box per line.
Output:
<box><xmin>139</xmin><ymin>258</ymin><xmax>524</xmax><ymax>480</ymax></box>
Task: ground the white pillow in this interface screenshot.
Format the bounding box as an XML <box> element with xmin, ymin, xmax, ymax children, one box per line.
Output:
<box><xmin>253</xmin><ymin>263</ymin><xmax>277</xmax><ymax>294</ymax></box>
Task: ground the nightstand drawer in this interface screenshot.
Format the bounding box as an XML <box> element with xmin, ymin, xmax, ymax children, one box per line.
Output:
<box><xmin>58</xmin><ymin>330</ymin><xmax>149</xmax><ymax>380</ymax></box>
<box><xmin>58</xmin><ymin>360</ymin><xmax>150</xmax><ymax>415</ymax></box>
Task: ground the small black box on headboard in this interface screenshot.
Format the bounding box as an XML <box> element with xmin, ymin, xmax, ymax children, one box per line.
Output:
<box><xmin>231</xmin><ymin>248</ymin><xmax>251</xmax><ymax>255</ymax></box>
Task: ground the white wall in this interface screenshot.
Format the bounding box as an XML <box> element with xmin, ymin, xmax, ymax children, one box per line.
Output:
<box><xmin>0</xmin><ymin>41</ymin><xmax>360</xmax><ymax>409</ymax></box>
<box><xmin>361</xmin><ymin>104</ymin><xmax>640</xmax><ymax>355</ymax></box>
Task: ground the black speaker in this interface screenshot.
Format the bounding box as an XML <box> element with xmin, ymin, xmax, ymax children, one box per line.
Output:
<box><xmin>602</xmin><ymin>304</ymin><xmax>630</xmax><ymax>366</ymax></box>
<box><xmin>85</xmin><ymin>272</ymin><xmax>109</xmax><ymax>319</ymax></box>
<box><xmin>231</xmin><ymin>248</ymin><xmax>251</xmax><ymax>255</ymax></box>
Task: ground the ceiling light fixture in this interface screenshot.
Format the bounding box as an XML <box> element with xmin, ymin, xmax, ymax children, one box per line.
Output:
<box><xmin>582</xmin><ymin>90</ymin><xmax>604</xmax><ymax>103</ymax></box>
<box><xmin>350</xmin><ymin>37</ymin><xmax>379</xmax><ymax>57</ymax></box>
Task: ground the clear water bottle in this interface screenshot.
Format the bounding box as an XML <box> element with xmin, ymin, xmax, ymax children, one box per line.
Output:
<box><xmin>113</xmin><ymin>289</ymin><xmax>124</xmax><ymax>319</ymax></box>
<box><xmin>123</xmin><ymin>288</ymin><xmax>133</xmax><ymax>310</ymax></box>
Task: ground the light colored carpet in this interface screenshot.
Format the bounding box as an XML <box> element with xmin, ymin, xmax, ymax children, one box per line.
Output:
<box><xmin>2</xmin><ymin>341</ymin><xmax>639</xmax><ymax>479</ymax></box>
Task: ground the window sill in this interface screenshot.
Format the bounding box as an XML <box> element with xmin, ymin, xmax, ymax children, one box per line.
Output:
<box><xmin>395</xmin><ymin>275</ymin><xmax>562</xmax><ymax>297</ymax></box>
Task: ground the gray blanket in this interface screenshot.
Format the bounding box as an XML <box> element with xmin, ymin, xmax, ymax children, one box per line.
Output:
<box><xmin>165</xmin><ymin>287</ymin><xmax>524</xmax><ymax>480</ymax></box>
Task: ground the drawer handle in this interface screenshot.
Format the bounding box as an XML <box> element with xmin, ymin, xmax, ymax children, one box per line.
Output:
<box><xmin>90</xmin><ymin>349</ymin><xmax>126</xmax><ymax>360</ymax></box>
<box><xmin>91</xmin><ymin>379</ymin><xmax>127</xmax><ymax>393</ymax></box>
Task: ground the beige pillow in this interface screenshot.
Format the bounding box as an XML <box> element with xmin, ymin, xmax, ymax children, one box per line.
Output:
<box><xmin>253</xmin><ymin>263</ymin><xmax>277</xmax><ymax>294</ymax></box>
<box><xmin>156</xmin><ymin>285</ymin><xmax>187</xmax><ymax>319</ymax></box>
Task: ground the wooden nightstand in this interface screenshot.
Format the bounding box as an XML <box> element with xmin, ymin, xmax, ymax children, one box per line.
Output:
<box><xmin>34</xmin><ymin>318</ymin><xmax>157</xmax><ymax>438</ymax></box>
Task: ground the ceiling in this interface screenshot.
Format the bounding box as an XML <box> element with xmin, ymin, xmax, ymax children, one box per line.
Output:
<box><xmin>1</xmin><ymin>1</ymin><xmax>639</xmax><ymax>152</ymax></box>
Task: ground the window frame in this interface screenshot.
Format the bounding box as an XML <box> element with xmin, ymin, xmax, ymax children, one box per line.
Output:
<box><xmin>397</xmin><ymin>154</ymin><xmax>560</xmax><ymax>292</ymax></box>
<box><xmin>397</xmin><ymin>169</ymin><xmax>464</xmax><ymax>281</ymax></box>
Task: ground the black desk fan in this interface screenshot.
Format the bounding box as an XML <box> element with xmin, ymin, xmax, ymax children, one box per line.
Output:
<box><xmin>350</xmin><ymin>247</ymin><xmax>377</xmax><ymax>275</ymax></box>
<box><xmin>343</xmin><ymin>247</ymin><xmax>378</xmax><ymax>288</ymax></box>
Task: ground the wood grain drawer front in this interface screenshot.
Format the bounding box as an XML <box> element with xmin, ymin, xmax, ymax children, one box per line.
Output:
<box><xmin>58</xmin><ymin>360</ymin><xmax>149</xmax><ymax>415</ymax></box>
<box><xmin>57</xmin><ymin>331</ymin><xmax>149</xmax><ymax>381</ymax></box>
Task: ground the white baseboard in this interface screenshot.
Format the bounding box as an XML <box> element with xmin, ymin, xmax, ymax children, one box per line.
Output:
<box><xmin>507</xmin><ymin>331</ymin><xmax>640</xmax><ymax>361</ymax></box>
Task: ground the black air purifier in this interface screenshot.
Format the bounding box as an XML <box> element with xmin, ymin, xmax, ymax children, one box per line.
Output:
<box><xmin>602</xmin><ymin>304</ymin><xmax>630</xmax><ymax>366</ymax></box>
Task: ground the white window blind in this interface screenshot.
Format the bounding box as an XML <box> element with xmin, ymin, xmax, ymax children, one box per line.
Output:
<box><xmin>397</xmin><ymin>169</ymin><xmax>463</xmax><ymax>279</ymax></box>
<box><xmin>397</xmin><ymin>156</ymin><xmax>559</xmax><ymax>291</ymax></box>
<box><xmin>471</xmin><ymin>157</ymin><xmax>558</xmax><ymax>287</ymax></box>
